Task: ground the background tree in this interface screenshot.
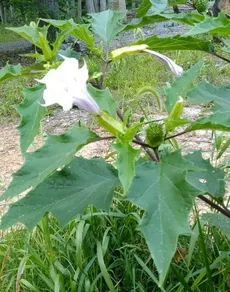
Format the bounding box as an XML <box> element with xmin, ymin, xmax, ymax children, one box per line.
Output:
<box><xmin>212</xmin><ymin>0</ymin><xmax>230</xmax><ymax>16</ymax></box>
<box><xmin>0</xmin><ymin>0</ymin><xmax>8</xmax><ymax>23</ymax></box>
<box><xmin>86</xmin><ymin>0</ymin><xmax>96</xmax><ymax>13</ymax></box>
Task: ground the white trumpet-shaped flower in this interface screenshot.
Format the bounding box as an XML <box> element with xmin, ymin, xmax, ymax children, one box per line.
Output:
<box><xmin>144</xmin><ymin>49</ymin><xmax>183</xmax><ymax>76</ymax></box>
<box><xmin>37</xmin><ymin>56</ymin><xmax>100</xmax><ymax>114</ymax></box>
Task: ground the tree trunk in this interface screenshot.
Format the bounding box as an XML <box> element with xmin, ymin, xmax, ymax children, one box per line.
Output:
<box><xmin>70</xmin><ymin>0</ymin><xmax>76</xmax><ymax>17</ymax></box>
<box><xmin>40</xmin><ymin>0</ymin><xmax>59</xmax><ymax>18</ymax></box>
<box><xmin>10</xmin><ymin>5</ymin><xmax>15</xmax><ymax>19</ymax></box>
<box><xmin>94</xmin><ymin>0</ymin><xmax>100</xmax><ymax>12</ymax></box>
<box><xmin>78</xmin><ymin>0</ymin><xmax>82</xmax><ymax>17</ymax></box>
<box><xmin>3</xmin><ymin>4</ymin><xmax>7</xmax><ymax>22</ymax></box>
<box><xmin>86</xmin><ymin>0</ymin><xmax>96</xmax><ymax>13</ymax></box>
<box><xmin>0</xmin><ymin>2</ymin><xmax>4</xmax><ymax>23</ymax></box>
<box><xmin>212</xmin><ymin>0</ymin><xmax>230</xmax><ymax>16</ymax></box>
<box><xmin>100</xmin><ymin>0</ymin><xmax>107</xmax><ymax>11</ymax></box>
<box><xmin>107</xmin><ymin>0</ymin><xmax>113</xmax><ymax>9</ymax></box>
<box><xmin>132</xmin><ymin>0</ymin><xmax>136</xmax><ymax>11</ymax></box>
<box><xmin>119</xmin><ymin>0</ymin><xmax>126</xmax><ymax>11</ymax></box>
<box><xmin>113</xmin><ymin>0</ymin><xmax>119</xmax><ymax>9</ymax></box>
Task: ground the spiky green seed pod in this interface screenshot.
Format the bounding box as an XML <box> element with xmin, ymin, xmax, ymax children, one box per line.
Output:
<box><xmin>146</xmin><ymin>123</ymin><xmax>165</xmax><ymax>148</ymax></box>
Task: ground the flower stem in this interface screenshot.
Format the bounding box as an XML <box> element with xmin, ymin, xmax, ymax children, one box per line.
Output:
<box><xmin>117</xmin><ymin>109</ymin><xmax>159</xmax><ymax>162</ymax></box>
<box><xmin>165</xmin><ymin>130</ymin><xmax>191</xmax><ymax>140</ymax></box>
<box><xmin>210</xmin><ymin>52</ymin><xmax>230</xmax><ymax>64</ymax></box>
<box><xmin>198</xmin><ymin>195</ymin><xmax>230</xmax><ymax>219</ymax></box>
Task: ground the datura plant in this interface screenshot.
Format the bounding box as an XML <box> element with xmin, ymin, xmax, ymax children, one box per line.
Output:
<box><xmin>1</xmin><ymin>6</ymin><xmax>230</xmax><ymax>289</ymax></box>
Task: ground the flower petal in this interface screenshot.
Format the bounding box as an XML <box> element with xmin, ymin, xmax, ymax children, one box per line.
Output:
<box><xmin>37</xmin><ymin>56</ymin><xmax>100</xmax><ymax>114</ymax></box>
<box><xmin>73</xmin><ymin>86</ymin><xmax>100</xmax><ymax>115</ymax></box>
<box><xmin>58</xmin><ymin>56</ymin><xmax>80</xmax><ymax>82</ymax></box>
<box><xmin>144</xmin><ymin>49</ymin><xmax>183</xmax><ymax>76</ymax></box>
<box><xmin>43</xmin><ymin>87</ymin><xmax>73</xmax><ymax>111</ymax></box>
<box><xmin>36</xmin><ymin>69</ymin><xmax>59</xmax><ymax>84</ymax></box>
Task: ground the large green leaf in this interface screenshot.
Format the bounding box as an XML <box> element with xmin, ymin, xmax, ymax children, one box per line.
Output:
<box><xmin>202</xmin><ymin>213</ymin><xmax>230</xmax><ymax>240</ymax></box>
<box><xmin>185</xmin><ymin>151</ymin><xmax>225</xmax><ymax>198</ymax></box>
<box><xmin>113</xmin><ymin>143</ymin><xmax>140</xmax><ymax>194</ymax></box>
<box><xmin>187</xmin><ymin>81</ymin><xmax>230</xmax><ymax>128</ymax></box>
<box><xmin>127</xmin><ymin>151</ymin><xmax>200</xmax><ymax>286</ymax></box>
<box><xmin>90</xmin><ymin>10</ymin><xmax>125</xmax><ymax>44</ymax></box>
<box><xmin>0</xmin><ymin>127</ymin><xmax>98</xmax><ymax>201</ymax></box>
<box><xmin>165</xmin><ymin>60</ymin><xmax>204</xmax><ymax>112</ymax></box>
<box><xmin>168</xmin><ymin>0</ymin><xmax>187</xmax><ymax>4</ymax></box>
<box><xmin>137</xmin><ymin>0</ymin><xmax>186</xmax><ymax>16</ymax></box>
<box><xmin>0</xmin><ymin>63</ymin><xmax>46</xmax><ymax>82</ymax></box>
<box><xmin>0</xmin><ymin>63</ymin><xmax>22</xmax><ymax>82</ymax></box>
<box><xmin>137</xmin><ymin>0</ymin><xmax>168</xmax><ymax>16</ymax></box>
<box><xmin>137</xmin><ymin>0</ymin><xmax>152</xmax><ymax>16</ymax></box>
<box><xmin>0</xmin><ymin>157</ymin><xmax>119</xmax><ymax>230</ymax></box>
<box><xmin>187</xmin><ymin>117</ymin><xmax>230</xmax><ymax>132</ymax></box>
<box><xmin>87</xmin><ymin>84</ymin><xmax>117</xmax><ymax>118</ymax></box>
<box><xmin>41</xmin><ymin>19</ymin><xmax>75</xmax><ymax>30</ymax></box>
<box><xmin>185</xmin><ymin>12</ymin><xmax>230</xmax><ymax>36</ymax></box>
<box><xmin>7</xmin><ymin>24</ymin><xmax>48</xmax><ymax>48</ymax></box>
<box><xmin>134</xmin><ymin>35</ymin><xmax>214</xmax><ymax>52</ymax></box>
<box><xmin>41</xmin><ymin>19</ymin><xmax>95</xmax><ymax>50</ymax></box>
<box><xmin>123</xmin><ymin>12</ymin><xmax>204</xmax><ymax>31</ymax></box>
<box><xmin>52</xmin><ymin>27</ymin><xmax>78</xmax><ymax>56</ymax></box>
<box><xmin>16</xmin><ymin>85</ymin><xmax>47</xmax><ymax>153</ymax></box>
<box><xmin>70</xmin><ymin>25</ymin><xmax>95</xmax><ymax>50</ymax></box>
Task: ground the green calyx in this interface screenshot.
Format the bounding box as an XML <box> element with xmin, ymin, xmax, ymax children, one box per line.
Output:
<box><xmin>146</xmin><ymin>122</ymin><xmax>165</xmax><ymax>148</ymax></box>
<box><xmin>97</xmin><ymin>111</ymin><xmax>124</xmax><ymax>136</ymax></box>
<box><xmin>166</xmin><ymin>96</ymin><xmax>184</xmax><ymax>132</ymax></box>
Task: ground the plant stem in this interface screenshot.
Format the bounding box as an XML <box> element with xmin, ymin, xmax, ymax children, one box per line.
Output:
<box><xmin>116</xmin><ymin>109</ymin><xmax>159</xmax><ymax>162</ymax></box>
<box><xmin>210</xmin><ymin>52</ymin><xmax>230</xmax><ymax>64</ymax></box>
<box><xmin>198</xmin><ymin>195</ymin><xmax>230</xmax><ymax>219</ymax></box>
<box><xmin>96</xmin><ymin>121</ymin><xmax>230</xmax><ymax>218</ymax></box>
<box><xmin>165</xmin><ymin>130</ymin><xmax>191</xmax><ymax>140</ymax></box>
<box><xmin>100</xmin><ymin>47</ymin><xmax>110</xmax><ymax>88</ymax></box>
<box><xmin>97</xmin><ymin>56</ymin><xmax>230</xmax><ymax>217</ymax></box>
<box><xmin>132</xmin><ymin>139</ymin><xmax>155</xmax><ymax>150</ymax></box>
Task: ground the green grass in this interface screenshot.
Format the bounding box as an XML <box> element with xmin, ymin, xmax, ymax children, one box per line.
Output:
<box><xmin>0</xmin><ymin>77</ymin><xmax>36</xmax><ymax>122</ymax></box>
<box><xmin>1</xmin><ymin>200</ymin><xmax>230</xmax><ymax>291</ymax></box>
<box><xmin>0</xmin><ymin>24</ymin><xmax>22</xmax><ymax>43</ymax></box>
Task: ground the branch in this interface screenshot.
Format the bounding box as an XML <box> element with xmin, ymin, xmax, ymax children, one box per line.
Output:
<box><xmin>132</xmin><ymin>139</ymin><xmax>155</xmax><ymax>150</ymax></box>
<box><xmin>210</xmin><ymin>52</ymin><xmax>230</xmax><ymax>64</ymax></box>
<box><xmin>87</xmin><ymin>135</ymin><xmax>115</xmax><ymax>145</ymax></box>
<box><xmin>100</xmin><ymin>48</ymin><xmax>111</xmax><ymax>88</ymax></box>
<box><xmin>198</xmin><ymin>195</ymin><xmax>230</xmax><ymax>219</ymax></box>
<box><xmin>116</xmin><ymin>109</ymin><xmax>159</xmax><ymax>162</ymax></box>
<box><xmin>165</xmin><ymin>130</ymin><xmax>190</xmax><ymax>140</ymax></box>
